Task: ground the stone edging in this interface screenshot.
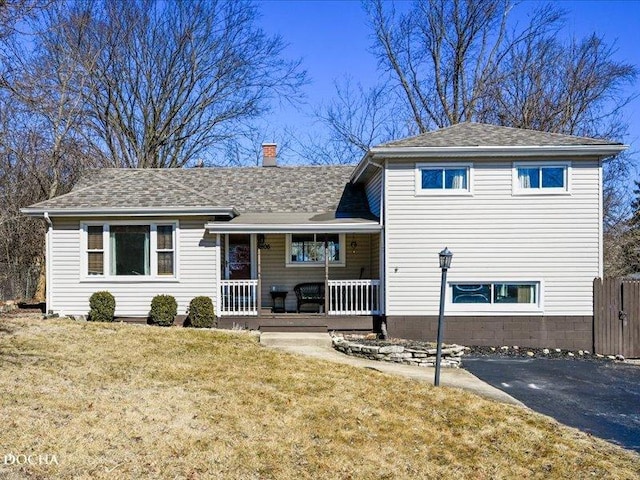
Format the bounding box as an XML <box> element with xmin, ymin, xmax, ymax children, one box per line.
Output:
<box><xmin>331</xmin><ymin>335</ymin><xmax>466</xmax><ymax>368</ymax></box>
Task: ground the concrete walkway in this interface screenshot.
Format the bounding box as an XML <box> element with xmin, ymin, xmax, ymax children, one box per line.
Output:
<box><xmin>260</xmin><ymin>332</ymin><xmax>523</xmax><ymax>406</ymax></box>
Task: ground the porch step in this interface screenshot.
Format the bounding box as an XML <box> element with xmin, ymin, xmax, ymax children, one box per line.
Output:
<box><xmin>260</xmin><ymin>332</ymin><xmax>332</xmax><ymax>348</ymax></box>
<box><xmin>258</xmin><ymin>316</ymin><xmax>327</xmax><ymax>333</ymax></box>
<box><xmin>260</xmin><ymin>325</ymin><xmax>328</xmax><ymax>333</ymax></box>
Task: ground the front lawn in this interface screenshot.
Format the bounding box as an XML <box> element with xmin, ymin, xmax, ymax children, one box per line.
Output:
<box><xmin>0</xmin><ymin>317</ymin><xmax>637</xmax><ymax>479</ymax></box>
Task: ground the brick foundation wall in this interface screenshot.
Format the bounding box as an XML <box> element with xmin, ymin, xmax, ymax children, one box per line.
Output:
<box><xmin>385</xmin><ymin>315</ymin><xmax>593</xmax><ymax>351</ymax></box>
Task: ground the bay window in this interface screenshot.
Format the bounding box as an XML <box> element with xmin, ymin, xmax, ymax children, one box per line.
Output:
<box><xmin>83</xmin><ymin>222</ymin><xmax>177</xmax><ymax>279</ymax></box>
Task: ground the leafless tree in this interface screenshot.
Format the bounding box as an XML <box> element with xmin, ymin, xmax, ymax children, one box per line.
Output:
<box><xmin>299</xmin><ymin>78</ymin><xmax>404</xmax><ymax>164</ymax></box>
<box><xmin>218</xmin><ymin>124</ymin><xmax>294</xmax><ymax>167</ymax></box>
<box><xmin>482</xmin><ymin>33</ymin><xmax>636</xmax><ymax>138</ymax></box>
<box><xmin>54</xmin><ymin>0</ymin><xmax>306</xmax><ymax>168</ymax></box>
<box><xmin>365</xmin><ymin>0</ymin><xmax>568</xmax><ymax>131</ymax></box>
<box><xmin>0</xmin><ymin>0</ymin><xmax>307</xmax><ymax>300</ymax></box>
<box><xmin>311</xmin><ymin>0</ymin><xmax>636</xmax><ymax>273</ymax></box>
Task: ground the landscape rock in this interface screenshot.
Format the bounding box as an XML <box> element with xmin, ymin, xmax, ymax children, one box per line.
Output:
<box><xmin>379</xmin><ymin>345</ymin><xmax>404</xmax><ymax>354</ymax></box>
<box><xmin>332</xmin><ymin>335</ymin><xmax>464</xmax><ymax>368</ymax></box>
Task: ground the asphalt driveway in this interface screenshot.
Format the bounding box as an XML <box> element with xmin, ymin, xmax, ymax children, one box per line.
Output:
<box><xmin>463</xmin><ymin>356</ymin><xmax>640</xmax><ymax>452</ymax></box>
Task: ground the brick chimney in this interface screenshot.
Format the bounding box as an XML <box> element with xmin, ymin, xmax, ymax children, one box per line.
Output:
<box><xmin>262</xmin><ymin>143</ymin><xmax>277</xmax><ymax>167</ymax></box>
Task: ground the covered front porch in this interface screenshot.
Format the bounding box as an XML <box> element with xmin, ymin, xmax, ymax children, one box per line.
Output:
<box><xmin>207</xmin><ymin>217</ymin><xmax>383</xmax><ymax>331</ymax></box>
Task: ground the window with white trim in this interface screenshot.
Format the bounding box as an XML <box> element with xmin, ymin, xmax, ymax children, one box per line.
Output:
<box><xmin>416</xmin><ymin>163</ymin><xmax>472</xmax><ymax>194</ymax></box>
<box><xmin>450</xmin><ymin>282</ymin><xmax>538</xmax><ymax>305</ymax></box>
<box><xmin>87</xmin><ymin>225</ymin><xmax>104</xmax><ymax>275</ymax></box>
<box><xmin>83</xmin><ymin>222</ymin><xmax>177</xmax><ymax>278</ymax></box>
<box><xmin>286</xmin><ymin>233</ymin><xmax>345</xmax><ymax>266</ymax></box>
<box><xmin>514</xmin><ymin>162</ymin><xmax>570</xmax><ymax>193</ymax></box>
<box><xmin>156</xmin><ymin>225</ymin><xmax>175</xmax><ymax>276</ymax></box>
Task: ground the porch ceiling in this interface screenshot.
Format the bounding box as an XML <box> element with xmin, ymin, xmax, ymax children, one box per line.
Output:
<box><xmin>205</xmin><ymin>212</ymin><xmax>381</xmax><ymax>233</ymax></box>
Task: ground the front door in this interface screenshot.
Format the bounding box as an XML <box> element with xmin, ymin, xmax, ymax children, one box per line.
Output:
<box><xmin>226</xmin><ymin>234</ymin><xmax>253</xmax><ymax>280</ymax></box>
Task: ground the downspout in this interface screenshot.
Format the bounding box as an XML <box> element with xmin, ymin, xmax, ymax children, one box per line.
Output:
<box><xmin>44</xmin><ymin>212</ymin><xmax>52</xmax><ymax>315</ymax></box>
<box><xmin>215</xmin><ymin>234</ymin><xmax>221</xmax><ymax>317</ymax></box>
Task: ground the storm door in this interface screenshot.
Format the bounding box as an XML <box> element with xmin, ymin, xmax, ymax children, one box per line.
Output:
<box><xmin>225</xmin><ymin>234</ymin><xmax>254</xmax><ymax>280</ymax></box>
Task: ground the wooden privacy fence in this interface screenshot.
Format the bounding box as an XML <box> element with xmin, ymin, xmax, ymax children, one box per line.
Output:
<box><xmin>593</xmin><ymin>278</ymin><xmax>640</xmax><ymax>358</ymax></box>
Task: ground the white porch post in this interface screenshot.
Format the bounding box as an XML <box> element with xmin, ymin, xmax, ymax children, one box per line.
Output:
<box><xmin>324</xmin><ymin>234</ymin><xmax>329</xmax><ymax>316</ymax></box>
<box><xmin>257</xmin><ymin>243</ymin><xmax>262</xmax><ymax>316</ymax></box>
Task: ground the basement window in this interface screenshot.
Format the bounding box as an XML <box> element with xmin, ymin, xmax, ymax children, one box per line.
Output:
<box><xmin>448</xmin><ymin>281</ymin><xmax>542</xmax><ymax>313</ymax></box>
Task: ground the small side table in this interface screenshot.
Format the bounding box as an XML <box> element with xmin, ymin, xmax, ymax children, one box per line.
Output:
<box><xmin>270</xmin><ymin>290</ymin><xmax>288</xmax><ymax>313</ymax></box>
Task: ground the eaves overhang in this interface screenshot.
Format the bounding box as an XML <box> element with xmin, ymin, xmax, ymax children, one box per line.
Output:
<box><xmin>351</xmin><ymin>144</ymin><xmax>628</xmax><ymax>183</ymax></box>
<box><xmin>20</xmin><ymin>206</ymin><xmax>239</xmax><ymax>218</ymax></box>
<box><xmin>205</xmin><ymin>222</ymin><xmax>382</xmax><ymax>234</ymax></box>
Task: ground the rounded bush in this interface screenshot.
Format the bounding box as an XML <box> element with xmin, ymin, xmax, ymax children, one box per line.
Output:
<box><xmin>187</xmin><ymin>296</ymin><xmax>216</xmax><ymax>328</ymax></box>
<box><xmin>88</xmin><ymin>291</ymin><xmax>116</xmax><ymax>322</ymax></box>
<box><xmin>149</xmin><ymin>294</ymin><xmax>177</xmax><ymax>326</ymax></box>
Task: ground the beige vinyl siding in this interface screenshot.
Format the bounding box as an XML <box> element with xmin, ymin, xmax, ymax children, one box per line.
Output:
<box><xmin>258</xmin><ymin>233</ymin><xmax>378</xmax><ymax>311</ymax></box>
<box><xmin>385</xmin><ymin>160</ymin><xmax>601</xmax><ymax>316</ymax></box>
<box><xmin>364</xmin><ymin>168</ymin><xmax>383</xmax><ymax>217</ymax></box>
<box><xmin>370</xmin><ymin>233</ymin><xmax>380</xmax><ymax>281</ymax></box>
<box><xmin>49</xmin><ymin>217</ymin><xmax>218</xmax><ymax>316</ymax></box>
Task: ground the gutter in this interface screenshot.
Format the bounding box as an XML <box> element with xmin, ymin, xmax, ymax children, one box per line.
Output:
<box><xmin>367</xmin><ymin>144</ymin><xmax>628</xmax><ymax>159</ymax></box>
<box><xmin>350</xmin><ymin>151</ymin><xmax>375</xmax><ymax>183</ymax></box>
<box><xmin>205</xmin><ymin>222</ymin><xmax>382</xmax><ymax>234</ymax></box>
<box><xmin>20</xmin><ymin>206</ymin><xmax>239</xmax><ymax>218</ymax></box>
<box><xmin>350</xmin><ymin>144</ymin><xmax>628</xmax><ymax>183</ymax></box>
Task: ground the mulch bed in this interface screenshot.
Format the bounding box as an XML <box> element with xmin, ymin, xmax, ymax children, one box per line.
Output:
<box><xmin>344</xmin><ymin>334</ymin><xmax>622</xmax><ymax>362</ymax></box>
<box><xmin>465</xmin><ymin>345</ymin><xmax>618</xmax><ymax>361</ymax></box>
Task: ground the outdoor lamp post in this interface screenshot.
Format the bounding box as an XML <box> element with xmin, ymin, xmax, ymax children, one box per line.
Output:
<box><xmin>434</xmin><ymin>247</ymin><xmax>452</xmax><ymax>386</ymax></box>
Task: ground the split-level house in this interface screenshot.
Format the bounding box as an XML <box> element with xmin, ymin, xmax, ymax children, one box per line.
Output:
<box><xmin>22</xmin><ymin>123</ymin><xmax>627</xmax><ymax>350</ymax></box>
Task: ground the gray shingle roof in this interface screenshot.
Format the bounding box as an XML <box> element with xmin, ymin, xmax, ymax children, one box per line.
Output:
<box><xmin>26</xmin><ymin>166</ymin><xmax>374</xmax><ymax>218</ymax></box>
<box><xmin>381</xmin><ymin>122</ymin><xmax>622</xmax><ymax>148</ymax></box>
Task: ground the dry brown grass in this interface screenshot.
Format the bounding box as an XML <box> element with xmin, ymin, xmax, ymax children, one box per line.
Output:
<box><xmin>0</xmin><ymin>317</ymin><xmax>638</xmax><ymax>479</ymax></box>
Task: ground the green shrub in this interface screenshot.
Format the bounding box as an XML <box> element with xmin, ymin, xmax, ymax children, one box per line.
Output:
<box><xmin>149</xmin><ymin>294</ymin><xmax>177</xmax><ymax>326</ymax></box>
<box><xmin>88</xmin><ymin>291</ymin><xmax>116</xmax><ymax>322</ymax></box>
<box><xmin>187</xmin><ymin>296</ymin><xmax>216</xmax><ymax>328</ymax></box>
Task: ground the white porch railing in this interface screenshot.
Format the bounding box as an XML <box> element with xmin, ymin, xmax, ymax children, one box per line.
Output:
<box><xmin>219</xmin><ymin>280</ymin><xmax>259</xmax><ymax>316</ymax></box>
<box><xmin>328</xmin><ymin>279</ymin><xmax>381</xmax><ymax>315</ymax></box>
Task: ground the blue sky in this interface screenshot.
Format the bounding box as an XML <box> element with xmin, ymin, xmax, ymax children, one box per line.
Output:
<box><xmin>258</xmin><ymin>0</ymin><xmax>640</xmax><ymax>162</ymax></box>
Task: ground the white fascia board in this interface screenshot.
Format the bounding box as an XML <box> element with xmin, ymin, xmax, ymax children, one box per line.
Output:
<box><xmin>350</xmin><ymin>152</ymin><xmax>379</xmax><ymax>183</ymax></box>
<box><xmin>350</xmin><ymin>144</ymin><xmax>627</xmax><ymax>183</ymax></box>
<box><xmin>20</xmin><ymin>206</ymin><xmax>238</xmax><ymax>218</ymax></box>
<box><xmin>367</xmin><ymin>144</ymin><xmax>628</xmax><ymax>160</ymax></box>
<box><xmin>205</xmin><ymin>222</ymin><xmax>382</xmax><ymax>234</ymax></box>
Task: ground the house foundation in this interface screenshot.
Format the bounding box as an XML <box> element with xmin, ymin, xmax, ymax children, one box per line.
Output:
<box><xmin>385</xmin><ymin>315</ymin><xmax>593</xmax><ymax>351</ymax></box>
